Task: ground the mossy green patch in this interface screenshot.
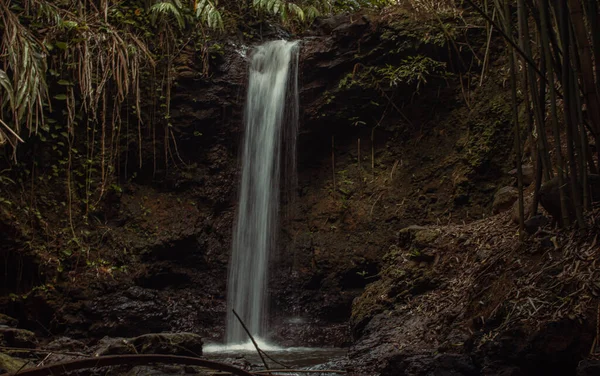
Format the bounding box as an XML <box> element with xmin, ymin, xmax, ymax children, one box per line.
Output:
<box><xmin>0</xmin><ymin>353</ymin><xmax>27</xmax><ymax>373</ymax></box>
<box><xmin>351</xmin><ymin>246</ymin><xmax>438</xmax><ymax>337</ymax></box>
<box><xmin>460</xmin><ymin>88</ymin><xmax>512</xmax><ymax>173</ymax></box>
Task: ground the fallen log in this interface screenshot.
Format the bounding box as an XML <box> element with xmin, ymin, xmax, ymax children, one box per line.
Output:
<box><xmin>0</xmin><ymin>354</ymin><xmax>253</xmax><ymax>376</ymax></box>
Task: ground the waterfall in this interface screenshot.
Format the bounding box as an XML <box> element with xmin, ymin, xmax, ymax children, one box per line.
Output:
<box><xmin>226</xmin><ymin>40</ymin><xmax>300</xmax><ymax>344</ymax></box>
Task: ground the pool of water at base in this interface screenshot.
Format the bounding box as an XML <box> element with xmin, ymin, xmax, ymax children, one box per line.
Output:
<box><xmin>203</xmin><ymin>339</ymin><xmax>348</xmax><ymax>371</ymax></box>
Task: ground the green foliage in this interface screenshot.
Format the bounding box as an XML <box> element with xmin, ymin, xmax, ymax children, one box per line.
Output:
<box><xmin>458</xmin><ymin>89</ymin><xmax>512</xmax><ymax>172</ymax></box>
<box><xmin>195</xmin><ymin>0</ymin><xmax>224</xmax><ymax>31</ymax></box>
<box><xmin>251</xmin><ymin>0</ymin><xmax>395</xmax><ymax>25</ymax></box>
<box><xmin>150</xmin><ymin>1</ymin><xmax>189</xmax><ymax>30</ymax></box>
<box><xmin>339</xmin><ymin>55</ymin><xmax>450</xmax><ymax>92</ymax></box>
<box><xmin>0</xmin><ymin>2</ymin><xmax>49</xmax><ymax>146</ymax></box>
<box><xmin>378</xmin><ymin>55</ymin><xmax>450</xmax><ymax>90</ymax></box>
<box><xmin>253</xmin><ymin>0</ymin><xmax>318</xmax><ymax>24</ymax></box>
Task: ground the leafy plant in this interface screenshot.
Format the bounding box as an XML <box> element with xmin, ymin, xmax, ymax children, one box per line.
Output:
<box><xmin>339</xmin><ymin>56</ymin><xmax>450</xmax><ymax>92</ymax></box>
<box><xmin>150</xmin><ymin>0</ymin><xmax>189</xmax><ymax>30</ymax></box>
<box><xmin>195</xmin><ymin>0</ymin><xmax>224</xmax><ymax>31</ymax></box>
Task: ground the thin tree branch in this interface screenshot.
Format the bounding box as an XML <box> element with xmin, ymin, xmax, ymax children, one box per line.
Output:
<box><xmin>232</xmin><ymin>309</ymin><xmax>271</xmax><ymax>372</ymax></box>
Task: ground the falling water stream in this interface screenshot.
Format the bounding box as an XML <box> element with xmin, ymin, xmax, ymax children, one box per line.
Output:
<box><xmin>226</xmin><ymin>39</ymin><xmax>299</xmax><ymax>344</ymax></box>
<box><xmin>204</xmin><ymin>40</ymin><xmax>347</xmax><ymax>372</ymax></box>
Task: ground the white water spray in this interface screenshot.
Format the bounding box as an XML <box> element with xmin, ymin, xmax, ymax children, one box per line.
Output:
<box><xmin>226</xmin><ymin>40</ymin><xmax>299</xmax><ymax>344</ymax></box>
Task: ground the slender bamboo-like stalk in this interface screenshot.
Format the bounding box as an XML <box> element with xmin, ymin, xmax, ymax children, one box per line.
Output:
<box><xmin>587</xmin><ymin>0</ymin><xmax>600</xmax><ymax>95</ymax></box>
<box><xmin>463</xmin><ymin>0</ymin><xmax>546</xmax><ymax>80</ymax></box>
<box><xmin>567</xmin><ymin>0</ymin><xmax>600</xmax><ymax>139</ymax></box>
<box><xmin>480</xmin><ymin>8</ymin><xmax>496</xmax><ymax>86</ymax></box>
<box><xmin>518</xmin><ymin>0</ymin><xmax>552</xmax><ymax>181</ymax></box>
<box><xmin>540</xmin><ymin>0</ymin><xmax>570</xmax><ymax>227</ymax></box>
<box><xmin>571</xmin><ymin>74</ymin><xmax>588</xmax><ymax>211</ymax></box>
<box><xmin>504</xmin><ymin>0</ymin><xmax>525</xmax><ymax>238</ymax></box>
<box><xmin>569</xmin><ymin>37</ymin><xmax>591</xmax><ymax>208</ymax></box>
<box><xmin>559</xmin><ymin>0</ymin><xmax>584</xmax><ymax>227</ymax></box>
<box><xmin>538</xmin><ymin>50</ymin><xmax>552</xmax><ymax>181</ymax></box>
<box><xmin>531</xmin><ymin>152</ymin><xmax>543</xmax><ymax>216</ymax></box>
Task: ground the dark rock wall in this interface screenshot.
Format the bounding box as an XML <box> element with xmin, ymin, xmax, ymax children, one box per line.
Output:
<box><xmin>1</xmin><ymin>10</ymin><xmax>515</xmax><ymax>348</ymax></box>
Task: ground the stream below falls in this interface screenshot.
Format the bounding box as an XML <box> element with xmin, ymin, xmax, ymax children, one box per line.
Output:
<box><xmin>204</xmin><ymin>340</ymin><xmax>348</xmax><ymax>372</ymax></box>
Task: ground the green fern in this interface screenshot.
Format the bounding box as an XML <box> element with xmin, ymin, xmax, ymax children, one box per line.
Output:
<box><xmin>195</xmin><ymin>0</ymin><xmax>224</xmax><ymax>31</ymax></box>
<box><xmin>0</xmin><ymin>69</ymin><xmax>13</xmax><ymax>110</ymax></box>
<box><xmin>304</xmin><ymin>5</ymin><xmax>321</xmax><ymax>21</ymax></box>
<box><xmin>284</xmin><ymin>3</ymin><xmax>305</xmax><ymax>22</ymax></box>
<box><xmin>254</xmin><ymin>0</ymin><xmax>321</xmax><ymax>24</ymax></box>
<box><xmin>36</xmin><ymin>1</ymin><xmax>63</xmax><ymax>26</ymax></box>
<box><xmin>150</xmin><ymin>1</ymin><xmax>186</xmax><ymax>30</ymax></box>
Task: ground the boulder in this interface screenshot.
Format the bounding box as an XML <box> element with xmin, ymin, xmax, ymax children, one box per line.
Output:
<box><xmin>0</xmin><ymin>314</ymin><xmax>17</xmax><ymax>328</ymax></box>
<box><xmin>508</xmin><ymin>164</ymin><xmax>535</xmax><ymax>186</ymax></box>
<box><xmin>492</xmin><ymin>186</ymin><xmax>518</xmax><ymax>214</ymax></box>
<box><xmin>510</xmin><ymin>199</ymin><xmax>531</xmax><ymax>225</ymax></box>
<box><xmin>0</xmin><ymin>327</ymin><xmax>38</xmax><ymax>348</ymax></box>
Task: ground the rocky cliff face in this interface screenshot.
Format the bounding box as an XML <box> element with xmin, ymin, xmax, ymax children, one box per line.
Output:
<box><xmin>1</xmin><ymin>8</ymin><xmax>516</xmax><ymax>352</ymax></box>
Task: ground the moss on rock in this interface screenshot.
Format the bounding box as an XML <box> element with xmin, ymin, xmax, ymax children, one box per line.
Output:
<box><xmin>0</xmin><ymin>352</ymin><xmax>27</xmax><ymax>373</ymax></box>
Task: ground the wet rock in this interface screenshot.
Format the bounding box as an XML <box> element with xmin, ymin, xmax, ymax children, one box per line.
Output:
<box><xmin>0</xmin><ymin>352</ymin><xmax>27</xmax><ymax>373</ymax></box>
<box><xmin>87</xmin><ymin>287</ymin><xmax>169</xmax><ymax>337</ymax></box>
<box><xmin>0</xmin><ymin>314</ymin><xmax>17</xmax><ymax>328</ymax></box>
<box><xmin>577</xmin><ymin>360</ymin><xmax>600</xmax><ymax>376</ymax></box>
<box><xmin>271</xmin><ymin>320</ymin><xmax>351</xmax><ymax>348</ymax></box>
<box><xmin>332</xmin><ymin>15</ymin><xmax>370</xmax><ymax>40</ymax></box>
<box><xmin>510</xmin><ymin>198</ymin><xmax>531</xmax><ymax>225</ymax></box>
<box><xmin>0</xmin><ymin>327</ymin><xmax>38</xmax><ymax>348</ymax></box>
<box><xmin>313</xmin><ymin>13</ymin><xmax>354</xmax><ymax>35</ymax></box>
<box><xmin>492</xmin><ymin>187</ymin><xmax>518</xmax><ymax>214</ymax></box>
<box><xmin>129</xmin><ymin>332</ymin><xmax>203</xmax><ymax>356</ymax></box>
